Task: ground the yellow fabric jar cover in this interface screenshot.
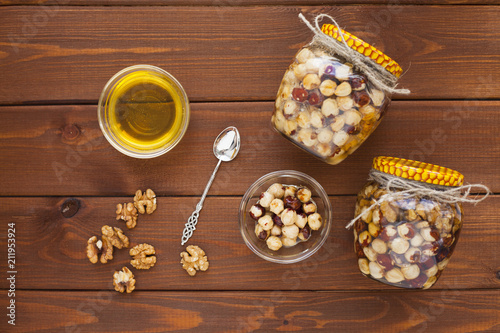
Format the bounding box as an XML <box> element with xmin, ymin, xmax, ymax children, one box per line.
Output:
<box><xmin>372</xmin><ymin>156</ymin><xmax>464</xmax><ymax>187</ymax></box>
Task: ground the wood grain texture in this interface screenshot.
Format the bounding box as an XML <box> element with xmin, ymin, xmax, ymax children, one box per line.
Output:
<box><xmin>0</xmin><ymin>196</ymin><xmax>498</xmax><ymax>291</ymax></box>
<box><xmin>1</xmin><ymin>290</ymin><xmax>499</xmax><ymax>332</ymax></box>
<box><xmin>0</xmin><ymin>101</ymin><xmax>498</xmax><ymax>197</ymax></box>
<box><xmin>1</xmin><ymin>6</ymin><xmax>499</xmax><ymax>104</ymax></box>
<box><xmin>2</xmin><ymin>0</ymin><xmax>498</xmax><ymax>5</ymax></box>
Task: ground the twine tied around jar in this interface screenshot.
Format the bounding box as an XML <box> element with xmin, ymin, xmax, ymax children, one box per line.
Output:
<box><xmin>298</xmin><ymin>13</ymin><xmax>411</xmax><ymax>95</ymax></box>
<box><xmin>346</xmin><ymin>169</ymin><xmax>491</xmax><ymax>229</ymax></box>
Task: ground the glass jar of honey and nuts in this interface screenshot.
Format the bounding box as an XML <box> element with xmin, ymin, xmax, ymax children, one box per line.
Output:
<box><xmin>272</xmin><ymin>24</ymin><xmax>403</xmax><ymax>165</ymax></box>
<box><xmin>353</xmin><ymin>157</ymin><xmax>465</xmax><ymax>289</ymax></box>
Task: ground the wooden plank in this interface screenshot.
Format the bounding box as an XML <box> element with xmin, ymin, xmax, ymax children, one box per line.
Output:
<box><xmin>1</xmin><ymin>6</ymin><xmax>499</xmax><ymax>104</ymax></box>
<box><xmin>0</xmin><ymin>196</ymin><xmax>498</xmax><ymax>291</ymax></box>
<box><xmin>0</xmin><ymin>101</ymin><xmax>498</xmax><ymax>196</ymax></box>
<box><xmin>1</xmin><ymin>0</ymin><xmax>498</xmax><ymax>5</ymax></box>
<box><xmin>1</xmin><ymin>290</ymin><xmax>499</xmax><ymax>332</ymax></box>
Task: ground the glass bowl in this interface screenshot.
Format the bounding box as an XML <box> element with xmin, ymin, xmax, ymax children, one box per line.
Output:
<box><xmin>98</xmin><ymin>64</ymin><xmax>190</xmax><ymax>158</ymax></box>
<box><xmin>239</xmin><ymin>170</ymin><xmax>333</xmax><ymax>264</ymax></box>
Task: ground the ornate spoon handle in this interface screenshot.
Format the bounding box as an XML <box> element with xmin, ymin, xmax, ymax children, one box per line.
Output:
<box><xmin>181</xmin><ymin>159</ymin><xmax>222</xmax><ymax>245</ymax></box>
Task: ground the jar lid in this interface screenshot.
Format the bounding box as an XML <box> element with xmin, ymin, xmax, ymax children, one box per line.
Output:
<box><xmin>372</xmin><ymin>156</ymin><xmax>464</xmax><ymax>187</ymax></box>
<box><xmin>321</xmin><ymin>24</ymin><xmax>403</xmax><ymax>78</ymax></box>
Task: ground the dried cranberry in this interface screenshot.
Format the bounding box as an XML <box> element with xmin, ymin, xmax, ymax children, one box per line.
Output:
<box><xmin>273</xmin><ymin>214</ymin><xmax>284</xmax><ymax>227</ymax></box>
<box><xmin>408</xmin><ymin>273</ymin><xmax>428</xmax><ymax>288</ymax></box>
<box><xmin>352</xmin><ymin>91</ymin><xmax>370</xmax><ymax>107</ymax></box>
<box><xmin>258</xmin><ymin>230</ymin><xmax>268</xmax><ymax>240</ymax></box>
<box><xmin>350</xmin><ymin>76</ymin><xmax>366</xmax><ymax>90</ymax></box>
<box><xmin>419</xmin><ymin>256</ymin><xmax>436</xmax><ymax>270</ymax></box>
<box><xmin>284</xmin><ymin>196</ymin><xmax>301</xmax><ymax>211</ymax></box>
<box><xmin>436</xmin><ymin>247</ymin><xmax>450</xmax><ymax>262</ymax></box>
<box><xmin>300</xmin><ymin>226</ymin><xmax>311</xmax><ymax>240</ymax></box>
<box><xmin>292</xmin><ymin>87</ymin><xmax>308</xmax><ymax>102</ymax></box>
<box><xmin>308</xmin><ymin>91</ymin><xmax>324</xmax><ymax>106</ymax></box>
<box><xmin>354</xmin><ymin>220</ymin><xmax>367</xmax><ymax>234</ymax></box>
<box><xmin>377</xmin><ymin>254</ymin><xmax>394</xmax><ymax>270</ymax></box>
<box><xmin>355</xmin><ymin>242</ymin><xmax>366</xmax><ymax>258</ymax></box>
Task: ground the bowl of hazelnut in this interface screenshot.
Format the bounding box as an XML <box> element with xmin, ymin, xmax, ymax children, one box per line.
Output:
<box><xmin>239</xmin><ymin>170</ymin><xmax>332</xmax><ymax>264</ymax></box>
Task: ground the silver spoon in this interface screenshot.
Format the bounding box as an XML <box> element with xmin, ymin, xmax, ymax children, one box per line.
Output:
<box><xmin>181</xmin><ymin>126</ymin><xmax>241</xmax><ymax>245</ymax></box>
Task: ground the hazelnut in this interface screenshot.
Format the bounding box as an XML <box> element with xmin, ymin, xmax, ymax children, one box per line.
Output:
<box><xmin>296</xmin><ymin>48</ymin><xmax>315</xmax><ymax>63</ymax></box>
<box><xmin>358</xmin><ymin>231</ymin><xmax>372</xmax><ymax>247</ymax></box>
<box><xmin>437</xmin><ymin>257</ymin><xmax>450</xmax><ymax>270</ymax></box>
<box><xmin>422</xmin><ymin>275</ymin><xmax>437</xmax><ymax>289</ymax></box>
<box><xmin>330</xmin><ymin>116</ymin><xmax>345</xmax><ymax>132</ymax></box>
<box><xmin>271</xmin><ymin>225</ymin><xmax>282</xmax><ymax>237</ymax></box>
<box><xmin>284</xmin><ymin>196</ymin><xmax>301</xmax><ymax>211</ymax></box>
<box><xmin>319</xmin><ymin>79</ymin><xmax>337</xmax><ymax>97</ymax></box>
<box><xmin>310</xmin><ymin>111</ymin><xmax>325</xmax><ymax>128</ymax></box>
<box><xmin>401</xmin><ymin>265</ymin><xmax>420</xmax><ymax>280</ymax></box>
<box><xmin>421</xmin><ymin>227</ymin><xmax>440</xmax><ymax>242</ymax></box>
<box><xmin>368</xmin><ymin>261</ymin><xmax>384</xmax><ymax>279</ymax></box>
<box><xmin>332</xmin><ymin>131</ymin><xmax>349</xmax><ymax>146</ymax></box>
<box><xmin>424</xmin><ymin>265</ymin><xmax>438</xmax><ymax>278</ymax></box>
<box><xmin>371</xmin><ymin>238</ymin><xmax>387</xmax><ymax>254</ymax></box>
<box><xmin>419</xmin><ymin>256</ymin><xmax>436</xmax><ymax>270</ymax></box>
<box><xmin>267</xmin><ymin>183</ymin><xmax>285</xmax><ymax>199</ymax></box>
<box><xmin>284</xmin><ymin>70</ymin><xmax>299</xmax><ymax>86</ymax></box>
<box><xmin>390</xmin><ymin>251</ymin><xmax>409</xmax><ymax>268</ymax></box>
<box><xmin>334</xmin><ymin>81</ymin><xmax>352</xmax><ymax>97</ymax></box>
<box><xmin>273</xmin><ymin>214</ymin><xmax>284</xmax><ymax>227</ymax></box>
<box><xmin>296</xmin><ymin>112</ymin><xmax>311</xmax><ymax>128</ymax></box>
<box><xmin>408</xmin><ymin>273</ymin><xmax>429</xmax><ymax>288</ymax></box>
<box><xmin>281</xmin><ymin>208</ymin><xmax>297</xmax><ymax>226</ymax></box>
<box><xmin>293</xmin><ymin>63</ymin><xmax>307</xmax><ymax>80</ymax></box>
<box><xmin>295</xmin><ymin>213</ymin><xmax>308</xmax><ymax>229</ymax></box>
<box><xmin>284</xmin><ymin>120</ymin><xmax>297</xmax><ymax>136</ymax></box>
<box><xmin>317</xmin><ymin>143</ymin><xmax>332</xmax><ymax>157</ymax></box>
<box><xmin>415</xmin><ymin>221</ymin><xmax>430</xmax><ymax>229</ymax></box>
<box><xmin>421</xmin><ymin>242</ymin><xmax>439</xmax><ymax>256</ymax></box>
<box><xmin>321</xmin><ymin>98</ymin><xmax>339</xmax><ymax>117</ymax></box>
<box><xmin>266</xmin><ymin>236</ymin><xmax>283</xmax><ymax>251</ymax></box>
<box><xmin>404</xmin><ymin>247</ymin><xmax>422</xmax><ymax>264</ymax></box>
<box><xmin>308</xmin><ymin>91</ymin><xmax>324</xmax><ymax>106</ymax></box>
<box><xmin>360</xmin><ymin>206</ymin><xmax>373</xmax><ymax>223</ymax></box>
<box><xmin>380</xmin><ymin>201</ymin><xmax>398</xmax><ymax>223</ymax></box>
<box><xmin>376</xmin><ymin>253</ymin><xmax>394</xmax><ymax>270</ymax></box>
<box><xmin>273</xmin><ymin>111</ymin><xmax>286</xmax><ymax>131</ymax></box>
<box><xmin>281</xmin><ymin>236</ymin><xmax>297</xmax><ymax>247</ymax></box>
<box><xmin>410</xmin><ymin>233</ymin><xmax>425</xmax><ymax>247</ymax></box>
<box><xmin>317</xmin><ymin>128</ymin><xmax>334</xmax><ymax>144</ymax></box>
<box><xmin>255</xmin><ymin>224</ymin><xmax>270</xmax><ymax>240</ymax></box>
<box><xmin>385</xmin><ymin>268</ymin><xmax>405</xmax><ymax>283</ymax></box>
<box><xmin>359</xmin><ymin>105</ymin><xmax>377</xmax><ymax>119</ymax></box>
<box><xmin>307</xmin><ymin>213</ymin><xmax>322</xmax><ymax>230</ymax></box>
<box><xmin>258</xmin><ymin>214</ymin><xmax>274</xmax><ymax>231</ymax></box>
<box><xmin>335</xmin><ymin>64</ymin><xmax>352</xmax><ymax>80</ymax></box>
<box><xmin>368</xmin><ymin>222</ymin><xmax>380</xmax><ymax>237</ymax></box>
<box><xmin>249</xmin><ymin>204</ymin><xmax>265</xmax><ymax>220</ymax></box>
<box><xmin>415</xmin><ymin>203</ymin><xmax>427</xmax><ymax>219</ymax></box>
<box><xmin>283</xmin><ymin>100</ymin><xmax>299</xmax><ymax>118</ymax></box>
<box><xmin>305</xmin><ymin>58</ymin><xmax>323</xmax><ymax>73</ymax></box>
<box><xmin>284</xmin><ymin>186</ymin><xmax>297</xmax><ymax>198</ymax></box>
<box><xmin>372</xmin><ymin>209</ymin><xmax>382</xmax><ymax>226</ymax></box>
<box><xmin>379</xmin><ymin>225</ymin><xmax>398</xmax><ymax>242</ymax></box>
<box><xmin>303</xmin><ymin>74</ymin><xmax>321</xmax><ymax>90</ymax></box>
<box><xmin>302</xmin><ymin>201</ymin><xmax>317</xmax><ymax>215</ymax></box>
<box><xmin>282</xmin><ymin>225</ymin><xmax>300</xmax><ymax>239</ymax></box>
<box><xmin>436</xmin><ymin>247</ymin><xmax>450</xmax><ymax>262</ymax></box>
<box><xmin>296</xmin><ymin>188</ymin><xmax>312</xmax><ymax>203</ymax></box>
<box><xmin>390</xmin><ymin>237</ymin><xmax>410</xmax><ymax>254</ymax></box>
<box><xmin>369</xmin><ymin>89</ymin><xmax>385</xmax><ymax>107</ymax></box>
<box><xmin>259</xmin><ymin>191</ymin><xmax>275</xmax><ymax>208</ymax></box>
<box><xmin>337</xmin><ymin>96</ymin><xmax>354</xmax><ymax>111</ymax></box>
<box><xmin>344</xmin><ymin>110</ymin><xmax>362</xmax><ymax>126</ymax></box>
<box><xmin>269</xmin><ymin>198</ymin><xmax>285</xmax><ymax>215</ymax></box>
<box><xmin>397</xmin><ymin>223</ymin><xmax>416</xmax><ymax>240</ymax></box>
<box><xmin>363</xmin><ymin>246</ymin><xmax>378</xmax><ymax>262</ymax></box>
<box><xmin>298</xmin><ymin>128</ymin><xmax>318</xmax><ymax>147</ymax></box>
<box><xmin>350</xmin><ymin>76</ymin><xmax>366</xmax><ymax>91</ymax></box>
<box><xmin>358</xmin><ymin>258</ymin><xmax>370</xmax><ymax>275</ymax></box>
<box><xmin>298</xmin><ymin>226</ymin><xmax>311</xmax><ymax>241</ymax></box>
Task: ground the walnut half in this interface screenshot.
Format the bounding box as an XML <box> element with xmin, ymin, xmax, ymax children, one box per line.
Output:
<box><xmin>180</xmin><ymin>245</ymin><xmax>209</xmax><ymax>277</ymax></box>
<box><xmin>87</xmin><ymin>235</ymin><xmax>113</xmax><ymax>264</ymax></box>
<box><xmin>116</xmin><ymin>203</ymin><xmax>138</xmax><ymax>229</ymax></box>
<box><xmin>113</xmin><ymin>267</ymin><xmax>136</xmax><ymax>293</ymax></box>
<box><xmin>102</xmin><ymin>225</ymin><xmax>129</xmax><ymax>249</ymax></box>
<box><xmin>130</xmin><ymin>243</ymin><xmax>156</xmax><ymax>269</ymax></box>
<box><xmin>134</xmin><ymin>189</ymin><xmax>157</xmax><ymax>215</ymax></box>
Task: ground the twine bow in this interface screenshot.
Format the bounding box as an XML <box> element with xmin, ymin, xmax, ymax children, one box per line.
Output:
<box><xmin>346</xmin><ymin>170</ymin><xmax>491</xmax><ymax>229</ymax></box>
<box><xmin>298</xmin><ymin>13</ymin><xmax>410</xmax><ymax>95</ymax></box>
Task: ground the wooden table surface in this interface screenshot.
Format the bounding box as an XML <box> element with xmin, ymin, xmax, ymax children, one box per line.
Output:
<box><xmin>1</xmin><ymin>1</ymin><xmax>499</xmax><ymax>332</ymax></box>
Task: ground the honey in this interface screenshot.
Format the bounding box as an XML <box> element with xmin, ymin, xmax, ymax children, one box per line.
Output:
<box><xmin>105</xmin><ymin>70</ymin><xmax>185</xmax><ymax>151</ymax></box>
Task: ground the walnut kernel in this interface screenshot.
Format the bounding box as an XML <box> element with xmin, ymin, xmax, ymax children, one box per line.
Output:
<box><xmin>180</xmin><ymin>245</ymin><xmax>209</xmax><ymax>277</ymax></box>
<box><xmin>116</xmin><ymin>202</ymin><xmax>138</xmax><ymax>229</ymax></box>
<box><xmin>130</xmin><ymin>243</ymin><xmax>157</xmax><ymax>269</ymax></box>
<box><xmin>113</xmin><ymin>267</ymin><xmax>136</xmax><ymax>293</ymax></box>
<box><xmin>134</xmin><ymin>189</ymin><xmax>157</xmax><ymax>214</ymax></box>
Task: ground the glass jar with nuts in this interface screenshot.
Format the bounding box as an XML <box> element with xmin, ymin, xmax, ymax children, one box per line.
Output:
<box><xmin>351</xmin><ymin>157</ymin><xmax>472</xmax><ymax>289</ymax></box>
<box><xmin>272</xmin><ymin>21</ymin><xmax>405</xmax><ymax>165</ymax></box>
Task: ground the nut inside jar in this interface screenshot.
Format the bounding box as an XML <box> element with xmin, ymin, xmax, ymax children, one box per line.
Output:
<box><xmin>273</xmin><ymin>45</ymin><xmax>390</xmax><ymax>165</ymax></box>
<box><xmin>250</xmin><ymin>183</ymin><xmax>323</xmax><ymax>251</ymax></box>
<box><xmin>353</xmin><ymin>181</ymin><xmax>463</xmax><ymax>289</ymax></box>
